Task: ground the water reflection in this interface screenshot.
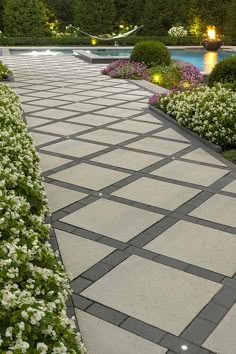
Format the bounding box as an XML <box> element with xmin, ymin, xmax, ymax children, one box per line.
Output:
<box><xmin>204</xmin><ymin>51</ymin><xmax>218</xmax><ymax>73</ymax></box>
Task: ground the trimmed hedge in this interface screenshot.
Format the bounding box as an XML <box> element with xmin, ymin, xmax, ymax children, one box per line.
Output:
<box><xmin>0</xmin><ymin>35</ymin><xmax>208</xmax><ymax>46</ymax></box>
<box><xmin>0</xmin><ymin>84</ymin><xmax>86</xmax><ymax>353</ymax></box>
<box><xmin>130</xmin><ymin>41</ymin><xmax>171</xmax><ymax>67</ymax></box>
<box><xmin>208</xmin><ymin>56</ymin><xmax>236</xmax><ymax>87</ymax></box>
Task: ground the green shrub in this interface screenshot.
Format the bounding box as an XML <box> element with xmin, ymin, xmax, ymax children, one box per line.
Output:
<box><xmin>0</xmin><ymin>84</ymin><xmax>86</xmax><ymax>353</ymax></box>
<box><xmin>151</xmin><ymin>84</ymin><xmax>236</xmax><ymax>148</ymax></box>
<box><xmin>223</xmin><ymin>149</ymin><xmax>236</xmax><ymax>162</ymax></box>
<box><xmin>3</xmin><ymin>0</ymin><xmax>49</xmax><ymax>37</ymax></box>
<box><xmin>149</xmin><ymin>63</ymin><xmax>181</xmax><ymax>88</ymax></box>
<box><xmin>0</xmin><ymin>63</ymin><xmax>9</xmax><ymax>79</ymax></box>
<box><xmin>208</xmin><ymin>56</ymin><xmax>236</xmax><ymax>87</ymax></box>
<box><xmin>130</xmin><ymin>40</ymin><xmax>171</xmax><ymax>67</ymax></box>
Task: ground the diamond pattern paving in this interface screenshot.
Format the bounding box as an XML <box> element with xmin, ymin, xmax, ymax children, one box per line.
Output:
<box><xmin>5</xmin><ymin>54</ymin><xmax>236</xmax><ymax>354</ymax></box>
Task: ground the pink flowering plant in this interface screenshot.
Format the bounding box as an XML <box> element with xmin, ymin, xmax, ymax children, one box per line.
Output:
<box><xmin>179</xmin><ymin>64</ymin><xmax>203</xmax><ymax>85</ymax></box>
<box><xmin>102</xmin><ymin>60</ymin><xmax>150</xmax><ymax>80</ymax></box>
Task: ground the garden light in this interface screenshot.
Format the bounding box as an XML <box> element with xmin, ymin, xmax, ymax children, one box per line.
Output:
<box><xmin>91</xmin><ymin>37</ymin><xmax>97</xmax><ymax>46</ymax></box>
<box><xmin>152</xmin><ymin>73</ymin><xmax>161</xmax><ymax>84</ymax></box>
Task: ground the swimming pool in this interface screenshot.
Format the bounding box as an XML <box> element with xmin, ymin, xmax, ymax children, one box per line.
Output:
<box><xmin>10</xmin><ymin>48</ymin><xmax>235</xmax><ymax>73</ymax></box>
<box><xmin>87</xmin><ymin>48</ymin><xmax>235</xmax><ymax>73</ymax></box>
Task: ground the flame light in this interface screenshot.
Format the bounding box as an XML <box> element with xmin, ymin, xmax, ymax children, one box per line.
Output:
<box><xmin>207</xmin><ymin>26</ymin><xmax>216</xmax><ymax>40</ymax></box>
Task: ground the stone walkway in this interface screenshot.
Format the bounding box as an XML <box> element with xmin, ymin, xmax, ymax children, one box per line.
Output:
<box><xmin>3</xmin><ymin>55</ymin><xmax>236</xmax><ymax>354</ymax></box>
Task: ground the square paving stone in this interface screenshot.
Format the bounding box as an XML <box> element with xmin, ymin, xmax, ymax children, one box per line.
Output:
<box><xmin>203</xmin><ymin>304</ymin><xmax>236</xmax><ymax>354</ymax></box>
<box><xmin>182</xmin><ymin>148</ymin><xmax>226</xmax><ymax>166</ymax></box>
<box><xmin>60</xmin><ymin>102</ymin><xmax>104</xmax><ymax>112</ymax></box>
<box><xmin>41</xmin><ymin>140</ymin><xmax>108</xmax><ymax>158</ymax></box>
<box><xmin>81</xmin><ymin>255</ymin><xmax>222</xmax><ymax>336</ymax></box>
<box><xmin>92</xmin><ymin>149</ymin><xmax>163</xmax><ymax>171</ymax></box>
<box><xmin>26</xmin><ymin>116</ymin><xmax>51</xmax><ymax>128</ymax></box>
<box><xmin>96</xmin><ymin>107</ymin><xmax>141</xmax><ymax>118</ymax></box>
<box><xmin>112</xmin><ymin>177</ymin><xmax>200</xmax><ymax>210</ymax></box>
<box><xmin>39</xmin><ymin>153</ymin><xmax>71</xmax><ymax>172</ymax></box>
<box><xmin>50</xmin><ymin>87</ymin><xmax>79</xmax><ymax>94</ymax></box>
<box><xmin>68</xmin><ymin>114</ymin><xmax>118</xmax><ymax>126</ymax></box>
<box><xmin>35</xmin><ymin>122</ymin><xmax>91</xmax><ymax>136</ymax></box>
<box><xmin>76</xmin><ymin>310</ymin><xmax>167</xmax><ymax>354</ymax></box>
<box><xmin>152</xmin><ymin>160</ymin><xmax>229</xmax><ymax>187</ymax></box>
<box><xmin>190</xmin><ymin>194</ymin><xmax>236</xmax><ymax>228</ymax></box>
<box><xmin>31</xmin><ymin>98</ymin><xmax>68</xmax><ymax>107</ymax></box>
<box><xmin>132</xmin><ymin>113</ymin><xmax>163</xmax><ymax>124</ymax></box>
<box><xmin>118</xmin><ymin>102</ymin><xmax>147</xmax><ymax>110</ymax></box>
<box><xmin>61</xmin><ymin>199</ymin><xmax>163</xmax><ymax>242</ymax></box>
<box><xmin>55</xmin><ymin>230</ymin><xmax>114</xmax><ymax>279</ymax></box>
<box><xmin>127</xmin><ymin>137</ymin><xmax>190</xmax><ymax>156</ymax></box>
<box><xmin>22</xmin><ymin>103</ymin><xmax>44</xmax><ymax>113</ymax></box>
<box><xmin>153</xmin><ymin>128</ymin><xmax>190</xmax><ymax>142</ymax></box>
<box><xmin>109</xmin><ymin>120</ymin><xmax>159</xmax><ymax>134</ymax></box>
<box><xmin>144</xmin><ymin>220</ymin><xmax>236</xmax><ymax>276</ymax></box>
<box><xmin>89</xmin><ymin>98</ymin><xmax>125</xmax><ymax>106</ymax></box>
<box><xmin>31</xmin><ymin>108</ymin><xmax>76</xmax><ymax>120</ymax></box>
<box><xmin>222</xmin><ymin>180</ymin><xmax>236</xmax><ymax>194</ymax></box>
<box><xmin>50</xmin><ymin>163</ymin><xmax>130</xmax><ymax>190</ymax></box>
<box><xmin>30</xmin><ymin>132</ymin><xmax>59</xmax><ymax>146</ymax></box>
<box><xmin>79</xmin><ymin>129</ymin><xmax>137</xmax><ymax>145</ymax></box>
<box><xmin>44</xmin><ymin>183</ymin><xmax>87</xmax><ymax>213</ymax></box>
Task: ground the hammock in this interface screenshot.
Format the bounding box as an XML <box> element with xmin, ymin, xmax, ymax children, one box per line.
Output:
<box><xmin>69</xmin><ymin>24</ymin><xmax>144</xmax><ymax>41</ymax></box>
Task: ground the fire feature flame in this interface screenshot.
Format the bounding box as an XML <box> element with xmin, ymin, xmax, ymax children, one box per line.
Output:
<box><xmin>207</xmin><ymin>26</ymin><xmax>216</xmax><ymax>40</ymax></box>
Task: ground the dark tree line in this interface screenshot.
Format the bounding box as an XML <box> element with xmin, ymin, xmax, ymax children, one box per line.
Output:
<box><xmin>0</xmin><ymin>0</ymin><xmax>235</xmax><ymax>40</ymax></box>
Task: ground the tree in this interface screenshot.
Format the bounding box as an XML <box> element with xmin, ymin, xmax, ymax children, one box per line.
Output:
<box><xmin>3</xmin><ymin>0</ymin><xmax>49</xmax><ymax>37</ymax></box>
<box><xmin>115</xmin><ymin>0</ymin><xmax>145</xmax><ymax>26</ymax></box>
<box><xmin>44</xmin><ymin>0</ymin><xmax>75</xmax><ymax>29</ymax></box>
<box><xmin>73</xmin><ymin>0</ymin><xmax>116</xmax><ymax>34</ymax></box>
<box><xmin>0</xmin><ymin>0</ymin><xmax>3</xmax><ymax>31</ymax></box>
<box><xmin>224</xmin><ymin>0</ymin><xmax>236</xmax><ymax>41</ymax></box>
<box><xmin>143</xmin><ymin>0</ymin><xmax>187</xmax><ymax>35</ymax></box>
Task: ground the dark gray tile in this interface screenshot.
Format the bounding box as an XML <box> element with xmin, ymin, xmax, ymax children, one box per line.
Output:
<box><xmin>212</xmin><ymin>286</ymin><xmax>236</xmax><ymax>308</ymax></box>
<box><xmin>72</xmin><ymin>228</ymin><xmax>102</xmax><ymax>241</ymax></box>
<box><xmin>71</xmin><ymin>277</ymin><xmax>93</xmax><ymax>293</ymax></box>
<box><xmin>52</xmin><ymin>210</ymin><xmax>68</xmax><ymax>221</ymax></box>
<box><xmin>154</xmin><ymin>255</ymin><xmax>189</xmax><ymax>271</ymax></box>
<box><xmin>101</xmin><ymin>250</ymin><xmax>130</xmax><ymax>266</ymax></box>
<box><xmin>121</xmin><ymin>317</ymin><xmax>166</xmax><ymax>344</ymax></box>
<box><xmin>181</xmin><ymin>318</ymin><xmax>216</xmax><ymax>345</ymax></box>
<box><xmin>82</xmin><ymin>262</ymin><xmax>113</xmax><ymax>281</ymax></box>
<box><xmin>53</xmin><ymin>221</ymin><xmax>77</xmax><ymax>233</ymax></box>
<box><xmin>160</xmin><ymin>334</ymin><xmax>209</xmax><ymax>354</ymax></box>
<box><xmin>125</xmin><ymin>245</ymin><xmax>156</xmax><ymax>260</ymax></box>
<box><xmin>222</xmin><ymin>278</ymin><xmax>236</xmax><ymax>289</ymax></box>
<box><xmin>186</xmin><ymin>265</ymin><xmax>224</xmax><ymax>283</ymax></box>
<box><xmin>128</xmin><ymin>231</ymin><xmax>164</xmax><ymax>248</ymax></box>
<box><xmin>99</xmin><ymin>236</ymin><xmax>128</xmax><ymax>250</ymax></box>
<box><xmin>199</xmin><ymin>302</ymin><xmax>228</xmax><ymax>324</ymax></box>
<box><xmin>86</xmin><ymin>303</ymin><xmax>128</xmax><ymax>326</ymax></box>
<box><xmin>72</xmin><ymin>294</ymin><xmax>93</xmax><ymax>310</ymax></box>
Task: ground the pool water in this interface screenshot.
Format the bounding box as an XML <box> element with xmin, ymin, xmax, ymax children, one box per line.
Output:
<box><xmin>9</xmin><ymin>48</ymin><xmax>235</xmax><ymax>73</ymax></box>
<box><xmin>10</xmin><ymin>49</ymin><xmax>73</xmax><ymax>56</ymax></box>
<box><xmin>170</xmin><ymin>49</ymin><xmax>235</xmax><ymax>73</ymax></box>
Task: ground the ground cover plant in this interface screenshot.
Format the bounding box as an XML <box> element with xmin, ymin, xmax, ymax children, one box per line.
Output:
<box><xmin>101</xmin><ymin>59</ymin><xmax>150</xmax><ymax>80</ymax></box>
<box><xmin>0</xmin><ymin>84</ymin><xmax>86</xmax><ymax>353</ymax></box>
<box><xmin>149</xmin><ymin>84</ymin><xmax>236</xmax><ymax>148</ymax></box>
<box><xmin>0</xmin><ymin>61</ymin><xmax>10</xmax><ymax>79</ymax></box>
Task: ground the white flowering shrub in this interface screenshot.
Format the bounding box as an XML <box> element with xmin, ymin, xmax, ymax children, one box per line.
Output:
<box><xmin>0</xmin><ymin>85</ymin><xmax>86</xmax><ymax>353</ymax></box>
<box><xmin>168</xmin><ymin>26</ymin><xmax>188</xmax><ymax>37</ymax></box>
<box><xmin>152</xmin><ymin>84</ymin><xmax>236</xmax><ymax>147</ymax></box>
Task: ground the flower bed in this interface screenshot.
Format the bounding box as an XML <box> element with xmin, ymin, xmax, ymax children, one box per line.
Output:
<box><xmin>149</xmin><ymin>84</ymin><xmax>236</xmax><ymax>148</ymax></box>
<box><xmin>102</xmin><ymin>59</ymin><xmax>203</xmax><ymax>90</ymax></box>
<box><xmin>0</xmin><ymin>85</ymin><xmax>85</xmax><ymax>353</ymax></box>
<box><xmin>101</xmin><ymin>60</ymin><xmax>150</xmax><ymax>80</ymax></box>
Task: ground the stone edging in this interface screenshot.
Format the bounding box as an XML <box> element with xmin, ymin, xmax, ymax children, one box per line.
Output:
<box><xmin>149</xmin><ymin>105</ymin><xmax>222</xmax><ymax>153</ymax></box>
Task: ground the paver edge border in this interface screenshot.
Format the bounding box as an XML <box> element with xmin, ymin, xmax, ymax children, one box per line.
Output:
<box><xmin>149</xmin><ymin>105</ymin><xmax>222</xmax><ymax>153</ymax></box>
